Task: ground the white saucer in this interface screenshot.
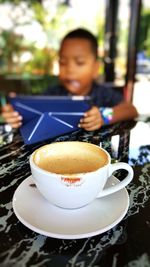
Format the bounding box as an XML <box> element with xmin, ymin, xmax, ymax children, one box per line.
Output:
<box><xmin>12</xmin><ymin>175</ymin><xmax>129</xmax><ymax>239</ymax></box>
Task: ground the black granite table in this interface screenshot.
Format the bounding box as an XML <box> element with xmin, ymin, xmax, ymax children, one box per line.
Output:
<box><xmin>0</xmin><ymin>116</ymin><xmax>150</xmax><ymax>267</ymax></box>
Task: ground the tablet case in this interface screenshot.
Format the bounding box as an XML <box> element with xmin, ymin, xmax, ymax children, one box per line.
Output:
<box><xmin>9</xmin><ymin>95</ymin><xmax>91</xmax><ymax>145</ymax></box>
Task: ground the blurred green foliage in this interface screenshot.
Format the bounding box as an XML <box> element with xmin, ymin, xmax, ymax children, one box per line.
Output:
<box><xmin>137</xmin><ymin>7</ymin><xmax>150</xmax><ymax>57</ymax></box>
<box><xmin>0</xmin><ymin>1</ymin><xmax>66</xmax><ymax>76</ymax></box>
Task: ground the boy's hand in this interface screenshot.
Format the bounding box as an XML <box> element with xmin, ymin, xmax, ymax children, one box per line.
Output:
<box><xmin>1</xmin><ymin>104</ymin><xmax>22</xmax><ymax>129</ymax></box>
<box><xmin>79</xmin><ymin>106</ymin><xmax>104</xmax><ymax>131</ymax></box>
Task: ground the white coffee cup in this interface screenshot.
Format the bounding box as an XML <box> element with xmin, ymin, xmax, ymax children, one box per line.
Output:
<box><xmin>29</xmin><ymin>141</ymin><xmax>133</xmax><ymax>209</ymax></box>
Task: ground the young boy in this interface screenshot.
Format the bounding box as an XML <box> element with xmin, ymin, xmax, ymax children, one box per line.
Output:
<box><xmin>1</xmin><ymin>28</ymin><xmax>138</xmax><ymax>130</ymax></box>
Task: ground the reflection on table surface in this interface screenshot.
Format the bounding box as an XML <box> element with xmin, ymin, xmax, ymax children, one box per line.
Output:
<box><xmin>0</xmin><ymin>116</ymin><xmax>150</xmax><ymax>267</ymax></box>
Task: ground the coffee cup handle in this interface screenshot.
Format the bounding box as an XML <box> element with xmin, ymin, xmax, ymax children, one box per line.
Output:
<box><xmin>97</xmin><ymin>162</ymin><xmax>133</xmax><ymax>198</ymax></box>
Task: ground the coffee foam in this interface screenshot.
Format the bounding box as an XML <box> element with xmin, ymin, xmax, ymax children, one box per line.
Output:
<box><xmin>33</xmin><ymin>142</ymin><xmax>108</xmax><ymax>175</ymax></box>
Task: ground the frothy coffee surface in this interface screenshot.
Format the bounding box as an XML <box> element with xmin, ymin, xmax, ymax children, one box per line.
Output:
<box><xmin>33</xmin><ymin>142</ymin><xmax>108</xmax><ymax>174</ymax></box>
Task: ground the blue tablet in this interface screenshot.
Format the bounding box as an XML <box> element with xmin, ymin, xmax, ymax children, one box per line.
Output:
<box><xmin>9</xmin><ymin>95</ymin><xmax>91</xmax><ymax>145</ymax></box>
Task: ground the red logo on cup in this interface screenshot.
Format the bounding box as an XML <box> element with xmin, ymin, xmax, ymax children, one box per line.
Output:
<box><xmin>61</xmin><ymin>177</ymin><xmax>83</xmax><ymax>187</ymax></box>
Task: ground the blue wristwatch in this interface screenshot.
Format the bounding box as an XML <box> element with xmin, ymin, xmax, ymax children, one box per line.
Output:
<box><xmin>99</xmin><ymin>107</ymin><xmax>113</xmax><ymax>124</ymax></box>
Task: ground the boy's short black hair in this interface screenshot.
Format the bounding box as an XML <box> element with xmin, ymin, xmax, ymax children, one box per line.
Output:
<box><xmin>61</xmin><ymin>28</ymin><xmax>98</xmax><ymax>59</ymax></box>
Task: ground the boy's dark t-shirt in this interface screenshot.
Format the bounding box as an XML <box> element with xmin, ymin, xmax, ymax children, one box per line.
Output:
<box><xmin>44</xmin><ymin>82</ymin><xmax>123</xmax><ymax>107</ymax></box>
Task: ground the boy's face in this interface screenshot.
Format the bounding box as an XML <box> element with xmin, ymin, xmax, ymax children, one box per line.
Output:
<box><xmin>59</xmin><ymin>38</ymin><xmax>99</xmax><ymax>95</ymax></box>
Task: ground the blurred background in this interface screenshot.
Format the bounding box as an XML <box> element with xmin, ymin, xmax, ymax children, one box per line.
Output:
<box><xmin>0</xmin><ymin>0</ymin><xmax>150</xmax><ymax>115</ymax></box>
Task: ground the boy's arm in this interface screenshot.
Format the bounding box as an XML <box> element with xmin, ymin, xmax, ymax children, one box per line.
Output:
<box><xmin>110</xmin><ymin>101</ymin><xmax>138</xmax><ymax>124</ymax></box>
<box><xmin>1</xmin><ymin>104</ymin><xmax>22</xmax><ymax>128</ymax></box>
<box><xmin>79</xmin><ymin>101</ymin><xmax>138</xmax><ymax>131</ymax></box>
